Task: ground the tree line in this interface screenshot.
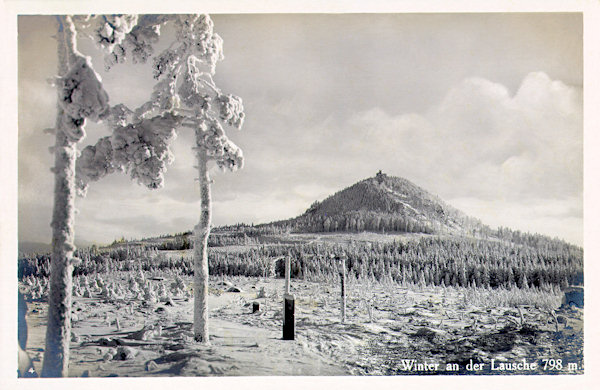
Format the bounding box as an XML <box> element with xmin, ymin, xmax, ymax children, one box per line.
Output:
<box><xmin>19</xmin><ymin>235</ymin><xmax>583</xmax><ymax>292</ymax></box>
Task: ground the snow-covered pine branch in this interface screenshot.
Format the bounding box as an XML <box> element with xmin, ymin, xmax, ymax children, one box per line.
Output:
<box><xmin>76</xmin><ymin>107</ymin><xmax>183</xmax><ymax>195</ymax></box>
<box><xmin>95</xmin><ymin>15</ymin><xmax>138</xmax><ymax>54</ymax></box>
<box><xmin>111</xmin><ymin>113</ymin><xmax>182</xmax><ymax>189</ymax></box>
<box><xmin>217</xmin><ymin>94</ymin><xmax>245</xmax><ymax>129</ymax></box>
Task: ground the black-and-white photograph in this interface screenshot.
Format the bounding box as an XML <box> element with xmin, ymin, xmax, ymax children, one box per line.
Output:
<box><xmin>4</xmin><ymin>0</ymin><xmax>597</xmax><ymax>387</ymax></box>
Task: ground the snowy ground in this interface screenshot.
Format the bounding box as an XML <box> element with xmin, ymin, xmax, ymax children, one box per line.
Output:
<box><xmin>20</xmin><ymin>275</ymin><xmax>583</xmax><ymax>377</ymax></box>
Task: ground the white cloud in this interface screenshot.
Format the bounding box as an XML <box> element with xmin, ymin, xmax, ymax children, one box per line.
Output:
<box><xmin>339</xmin><ymin>72</ymin><xmax>582</xmax><ymax>201</ymax></box>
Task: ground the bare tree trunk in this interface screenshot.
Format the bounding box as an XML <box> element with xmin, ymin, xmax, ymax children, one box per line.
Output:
<box><xmin>42</xmin><ymin>17</ymin><xmax>76</xmax><ymax>377</ymax></box>
<box><xmin>193</xmin><ymin>147</ymin><xmax>211</xmax><ymax>342</ymax></box>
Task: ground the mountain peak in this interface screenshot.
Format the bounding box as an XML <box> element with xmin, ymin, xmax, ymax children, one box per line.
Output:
<box><xmin>268</xmin><ymin>173</ymin><xmax>481</xmax><ymax>235</ymax></box>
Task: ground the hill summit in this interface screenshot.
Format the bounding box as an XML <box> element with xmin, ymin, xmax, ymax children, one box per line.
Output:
<box><xmin>265</xmin><ymin>171</ymin><xmax>482</xmax><ymax>235</ymax></box>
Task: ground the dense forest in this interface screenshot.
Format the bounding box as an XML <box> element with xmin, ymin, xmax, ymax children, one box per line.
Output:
<box><xmin>19</xmin><ymin>233</ymin><xmax>583</xmax><ymax>299</ymax></box>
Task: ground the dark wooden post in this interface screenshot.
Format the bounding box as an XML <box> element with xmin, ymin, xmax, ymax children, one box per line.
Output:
<box><xmin>283</xmin><ymin>293</ymin><xmax>295</xmax><ymax>340</ymax></box>
<box><xmin>340</xmin><ymin>256</ymin><xmax>346</xmax><ymax>323</ymax></box>
<box><xmin>283</xmin><ymin>256</ymin><xmax>295</xmax><ymax>340</ymax></box>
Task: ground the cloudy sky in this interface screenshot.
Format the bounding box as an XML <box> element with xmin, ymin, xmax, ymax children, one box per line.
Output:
<box><xmin>18</xmin><ymin>13</ymin><xmax>583</xmax><ymax>246</ymax></box>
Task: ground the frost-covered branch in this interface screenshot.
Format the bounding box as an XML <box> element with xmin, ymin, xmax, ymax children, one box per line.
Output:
<box><xmin>94</xmin><ymin>15</ymin><xmax>169</xmax><ymax>70</ymax></box>
<box><xmin>76</xmin><ymin>111</ymin><xmax>183</xmax><ymax>194</ymax></box>
<box><xmin>75</xmin><ymin>136</ymin><xmax>114</xmax><ymax>194</ymax></box>
<box><xmin>74</xmin><ymin>15</ymin><xmax>180</xmax><ymax>194</ymax></box>
<box><xmin>111</xmin><ymin>113</ymin><xmax>183</xmax><ymax>189</ymax></box>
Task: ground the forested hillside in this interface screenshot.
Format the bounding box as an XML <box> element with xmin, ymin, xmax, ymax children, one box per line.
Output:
<box><xmin>261</xmin><ymin>172</ymin><xmax>492</xmax><ymax>238</ymax></box>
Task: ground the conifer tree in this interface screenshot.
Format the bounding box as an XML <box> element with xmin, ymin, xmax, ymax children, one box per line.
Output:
<box><xmin>77</xmin><ymin>14</ymin><xmax>244</xmax><ymax>343</ymax></box>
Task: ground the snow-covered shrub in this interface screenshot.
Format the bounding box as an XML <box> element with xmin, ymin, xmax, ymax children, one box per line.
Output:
<box><xmin>136</xmin><ymin>269</ymin><xmax>146</xmax><ymax>285</ymax></box>
<box><xmin>143</xmin><ymin>284</ymin><xmax>157</xmax><ymax>304</ymax></box>
<box><xmin>171</xmin><ymin>274</ymin><xmax>186</xmax><ymax>295</ymax></box>
<box><xmin>129</xmin><ymin>276</ymin><xmax>140</xmax><ymax>294</ymax></box>
<box><xmin>95</xmin><ymin>276</ymin><xmax>104</xmax><ymax>290</ymax></box>
<box><xmin>157</xmin><ymin>282</ymin><xmax>169</xmax><ymax>301</ymax></box>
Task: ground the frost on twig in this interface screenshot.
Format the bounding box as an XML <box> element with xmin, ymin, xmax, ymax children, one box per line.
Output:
<box><xmin>153</xmin><ymin>48</ymin><xmax>182</xmax><ymax>80</ymax></box>
<box><xmin>141</xmin><ymin>78</ymin><xmax>181</xmax><ymax>116</ymax></box>
<box><xmin>216</xmin><ymin>139</ymin><xmax>244</xmax><ymax>171</ymax></box>
<box><xmin>101</xmin><ymin>103</ymin><xmax>136</xmax><ymax>128</ymax></box>
<box><xmin>154</xmin><ymin>14</ymin><xmax>223</xmax><ymax>81</ymax></box>
<box><xmin>179</xmin><ymin>58</ymin><xmax>212</xmax><ymax>109</ymax></box>
<box><xmin>95</xmin><ymin>15</ymin><xmax>137</xmax><ymax>69</ymax></box>
<box><xmin>125</xmin><ymin>22</ymin><xmax>161</xmax><ymax>64</ymax></box>
<box><xmin>185</xmin><ymin>14</ymin><xmax>224</xmax><ymax>73</ymax></box>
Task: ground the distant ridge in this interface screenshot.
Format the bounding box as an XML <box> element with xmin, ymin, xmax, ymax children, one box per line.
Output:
<box><xmin>261</xmin><ymin>171</ymin><xmax>483</xmax><ymax>235</ymax></box>
<box><xmin>18</xmin><ymin>239</ymin><xmax>103</xmax><ymax>255</ymax></box>
<box><xmin>18</xmin><ymin>242</ymin><xmax>52</xmax><ymax>255</ymax></box>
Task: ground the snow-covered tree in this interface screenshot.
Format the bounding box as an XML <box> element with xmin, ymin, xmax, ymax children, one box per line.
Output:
<box><xmin>151</xmin><ymin>14</ymin><xmax>244</xmax><ymax>343</ymax></box>
<box><xmin>75</xmin><ymin>14</ymin><xmax>244</xmax><ymax>343</ymax></box>
<box><xmin>41</xmin><ymin>14</ymin><xmax>179</xmax><ymax>377</ymax></box>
